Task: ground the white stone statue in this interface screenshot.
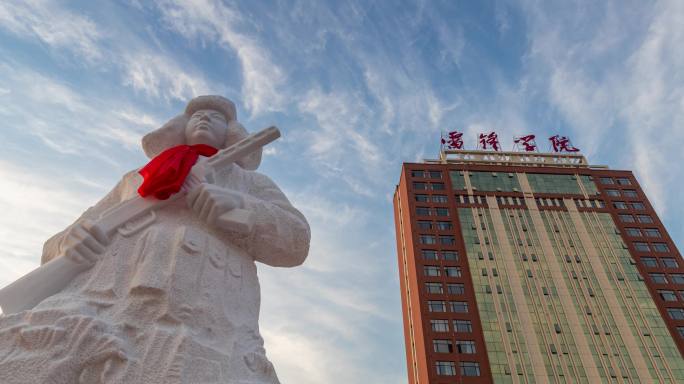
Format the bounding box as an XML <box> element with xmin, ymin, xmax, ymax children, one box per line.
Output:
<box><xmin>0</xmin><ymin>96</ymin><xmax>310</xmax><ymax>384</ymax></box>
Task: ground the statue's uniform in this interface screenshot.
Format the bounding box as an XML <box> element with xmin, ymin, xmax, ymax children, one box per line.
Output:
<box><xmin>0</xmin><ymin>163</ymin><xmax>310</xmax><ymax>384</ymax></box>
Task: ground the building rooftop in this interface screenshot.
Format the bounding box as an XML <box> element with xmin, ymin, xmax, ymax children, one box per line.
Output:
<box><xmin>426</xmin><ymin>149</ymin><xmax>608</xmax><ymax>169</ymax></box>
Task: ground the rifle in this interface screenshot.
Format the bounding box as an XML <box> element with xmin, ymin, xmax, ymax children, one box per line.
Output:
<box><xmin>0</xmin><ymin>126</ymin><xmax>280</xmax><ymax>314</ymax></box>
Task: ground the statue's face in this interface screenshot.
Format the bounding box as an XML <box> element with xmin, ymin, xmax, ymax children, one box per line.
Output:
<box><xmin>185</xmin><ymin>109</ymin><xmax>228</xmax><ymax>148</ymax></box>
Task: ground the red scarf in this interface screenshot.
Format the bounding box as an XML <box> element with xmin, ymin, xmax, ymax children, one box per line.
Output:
<box><xmin>137</xmin><ymin>144</ymin><xmax>218</xmax><ymax>200</ymax></box>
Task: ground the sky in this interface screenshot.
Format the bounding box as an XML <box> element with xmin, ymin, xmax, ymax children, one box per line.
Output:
<box><xmin>1</xmin><ymin>0</ymin><xmax>683</xmax><ymax>382</ymax></box>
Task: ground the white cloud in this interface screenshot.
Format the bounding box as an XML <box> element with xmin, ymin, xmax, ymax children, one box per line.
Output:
<box><xmin>155</xmin><ymin>0</ymin><xmax>285</xmax><ymax>116</ymax></box>
<box><xmin>522</xmin><ymin>0</ymin><xmax>684</xmax><ymax>222</ymax></box>
<box><xmin>122</xmin><ymin>53</ymin><xmax>213</xmax><ymax>102</ymax></box>
<box><xmin>0</xmin><ymin>0</ymin><xmax>104</xmax><ymax>62</ymax></box>
<box><xmin>0</xmin><ymin>161</ymin><xmax>102</xmax><ymax>287</ymax></box>
<box><xmin>0</xmin><ymin>60</ymin><xmax>163</xmax><ymax>154</ymax></box>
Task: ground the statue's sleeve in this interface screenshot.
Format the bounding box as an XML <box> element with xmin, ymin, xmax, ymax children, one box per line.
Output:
<box><xmin>41</xmin><ymin>171</ymin><xmax>141</xmax><ymax>264</ymax></box>
<box><xmin>238</xmin><ymin>172</ymin><xmax>310</xmax><ymax>267</ymax></box>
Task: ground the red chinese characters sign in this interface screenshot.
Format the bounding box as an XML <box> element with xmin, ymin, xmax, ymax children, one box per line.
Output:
<box><xmin>548</xmin><ymin>135</ymin><xmax>579</xmax><ymax>153</ymax></box>
<box><xmin>478</xmin><ymin>132</ymin><xmax>500</xmax><ymax>151</ymax></box>
<box><xmin>514</xmin><ymin>134</ymin><xmax>537</xmax><ymax>152</ymax></box>
<box><xmin>439</xmin><ymin>131</ymin><xmax>581</xmax><ymax>153</ymax></box>
<box><xmin>441</xmin><ymin>130</ymin><xmax>464</xmax><ymax>149</ymax></box>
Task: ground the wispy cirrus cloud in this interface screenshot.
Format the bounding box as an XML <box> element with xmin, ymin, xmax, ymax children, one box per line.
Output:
<box><xmin>122</xmin><ymin>52</ymin><xmax>213</xmax><ymax>102</ymax></box>
<box><xmin>521</xmin><ymin>0</ymin><xmax>684</xmax><ymax>223</ymax></box>
<box><xmin>155</xmin><ymin>0</ymin><xmax>285</xmax><ymax>116</ymax></box>
<box><xmin>0</xmin><ymin>0</ymin><xmax>104</xmax><ymax>63</ymax></box>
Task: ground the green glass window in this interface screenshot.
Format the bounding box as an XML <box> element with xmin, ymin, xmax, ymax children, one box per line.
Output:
<box><xmin>527</xmin><ymin>173</ymin><xmax>584</xmax><ymax>194</ymax></box>
<box><xmin>449</xmin><ymin>171</ymin><xmax>467</xmax><ymax>190</ymax></box>
<box><xmin>468</xmin><ymin>171</ymin><xmax>521</xmax><ymax>192</ymax></box>
<box><xmin>580</xmin><ymin>175</ymin><xmax>599</xmax><ymax>194</ymax></box>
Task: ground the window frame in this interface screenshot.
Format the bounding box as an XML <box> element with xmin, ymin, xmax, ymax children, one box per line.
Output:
<box><xmin>642</xmin><ymin>257</ymin><xmax>658</xmax><ymax>268</ymax></box>
<box><xmin>625</xmin><ymin>228</ymin><xmax>642</xmax><ymax>237</ymax></box>
<box><xmin>667</xmin><ymin>308</ymin><xmax>684</xmax><ymax>320</ymax></box>
<box><xmin>425</xmin><ymin>282</ymin><xmax>444</xmax><ymax>294</ymax></box>
<box><xmin>431</xmin><ymin>319</ymin><xmax>449</xmax><ymax>332</ymax></box>
<box><xmin>455</xmin><ymin>340</ymin><xmax>477</xmax><ymax>354</ymax></box>
<box><xmin>650</xmin><ymin>273</ymin><xmax>668</xmax><ymax>284</ymax></box>
<box><xmin>453</xmin><ymin>319</ymin><xmax>473</xmax><ymax>333</ymax></box>
<box><xmin>460</xmin><ymin>361</ymin><xmax>481</xmax><ymax>377</ymax></box>
<box><xmin>433</xmin><ymin>339</ymin><xmax>454</xmax><ymax>353</ymax></box>
<box><xmin>447</xmin><ymin>283</ymin><xmax>465</xmax><ymax>295</ymax></box>
<box><xmin>450</xmin><ymin>301</ymin><xmax>469</xmax><ymax>313</ymax></box>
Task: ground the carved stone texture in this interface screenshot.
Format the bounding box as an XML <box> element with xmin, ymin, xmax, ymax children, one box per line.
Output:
<box><xmin>0</xmin><ymin>96</ymin><xmax>310</xmax><ymax>384</ymax></box>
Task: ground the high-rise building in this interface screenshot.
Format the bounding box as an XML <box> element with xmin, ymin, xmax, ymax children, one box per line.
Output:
<box><xmin>393</xmin><ymin>149</ymin><xmax>684</xmax><ymax>383</ymax></box>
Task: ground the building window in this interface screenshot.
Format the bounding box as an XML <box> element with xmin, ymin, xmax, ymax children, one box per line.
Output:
<box><xmin>617</xmin><ymin>178</ymin><xmax>631</xmax><ymax>185</ymax></box>
<box><xmin>422</xmin><ymin>250</ymin><xmax>438</xmax><ymax>260</ymax></box>
<box><xmin>445</xmin><ymin>267</ymin><xmax>462</xmax><ymax>277</ymax></box>
<box><xmin>606</xmin><ymin>189</ymin><xmax>620</xmax><ymax>197</ymax></box>
<box><xmin>637</xmin><ymin>215</ymin><xmax>653</xmax><ymax>223</ymax></box>
<box><xmin>428</xmin><ymin>301</ymin><xmax>446</xmax><ymax>312</ymax></box>
<box><xmin>619</xmin><ymin>214</ymin><xmax>635</xmax><ymax>223</ymax></box>
<box><xmin>678</xmin><ymin>327</ymin><xmax>684</xmax><ymax>339</ymax></box>
<box><xmin>426</xmin><ymin>283</ymin><xmax>443</xmax><ymax>294</ymax></box>
<box><xmin>431</xmin><ymin>183</ymin><xmax>445</xmax><ymax>191</ymax></box>
<box><xmin>435</xmin><ymin>208</ymin><xmax>450</xmax><ymax>216</ymax></box>
<box><xmin>413</xmin><ymin>182</ymin><xmax>427</xmax><ymax>190</ymax></box>
<box><xmin>600</xmin><ymin>177</ymin><xmax>614</xmax><ymax>185</ymax></box>
<box><xmin>439</xmin><ymin>236</ymin><xmax>455</xmax><ymax>245</ymax></box>
<box><xmin>653</xmin><ymin>243</ymin><xmax>669</xmax><ymax>252</ymax></box>
<box><xmin>456</xmin><ymin>340</ymin><xmax>476</xmax><ymax>354</ymax></box>
<box><xmin>642</xmin><ymin>257</ymin><xmax>658</xmax><ymax>267</ymax></box>
<box><xmin>417</xmin><ymin>221</ymin><xmax>432</xmax><ymax>230</ymax></box>
<box><xmin>432</xmin><ymin>195</ymin><xmax>448</xmax><ymax>203</ymax></box>
<box><xmin>624</xmin><ymin>189</ymin><xmax>638</xmax><ymax>197</ymax></box>
<box><xmin>435</xmin><ymin>361</ymin><xmax>456</xmax><ymax>376</ymax></box>
<box><xmin>442</xmin><ymin>251</ymin><xmax>458</xmax><ymax>261</ymax></box>
<box><xmin>411</xmin><ymin>170</ymin><xmax>426</xmax><ymax>178</ymax></box>
<box><xmin>659</xmin><ymin>290</ymin><xmax>678</xmax><ymax>301</ymax></box>
<box><xmin>650</xmin><ymin>273</ymin><xmax>668</xmax><ymax>284</ymax></box>
<box><xmin>614</xmin><ymin>201</ymin><xmax>628</xmax><ymax>209</ymax></box>
<box><xmin>424</xmin><ymin>266</ymin><xmax>441</xmax><ymax>277</ymax></box>
<box><xmin>447</xmin><ymin>283</ymin><xmax>465</xmax><ymax>295</ymax></box>
<box><xmin>680</xmin><ymin>291</ymin><xmax>684</xmax><ymax>301</ymax></box>
<box><xmin>631</xmin><ymin>202</ymin><xmax>645</xmax><ymax>210</ymax></box>
<box><xmin>415</xmin><ymin>194</ymin><xmax>429</xmax><ymax>202</ymax></box>
<box><xmin>662</xmin><ymin>258</ymin><xmax>679</xmax><ymax>268</ymax></box>
<box><xmin>436</xmin><ymin>221</ymin><xmax>453</xmax><ymax>230</ymax></box>
<box><xmin>433</xmin><ymin>339</ymin><xmax>454</xmax><ymax>353</ymax></box>
<box><xmin>460</xmin><ymin>361</ymin><xmax>481</xmax><ymax>377</ymax></box>
<box><xmin>667</xmin><ymin>308</ymin><xmax>684</xmax><ymax>320</ymax></box>
<box><xmin>450</xmin><ymin>301</ymin><xmax>469</xmax><ymax>313</ymax></box>
<box><xmin>416</xmin><ymin>207</ymin><xmax>430</xmax><ymax>216</ymax></box>
<box><xmin>633</xmin><ymin>242</ymin><xmax>650</xmax><ymax>252</ymax></box>
<box><xmin>420</xmin><ymin>235</ymin><xmax>436</xmax><ymax>244</ymax></box>
<box><xmin>431</xmin><ymin>319</ymin><xmax>449</xmax><ymax>332</ymax></box>
<box><xmin>429</xmin><ymin>171</ymin><xmax>442</xmax><ymax>179</ymax></box>
<box><xmin>644</xmin><ymin>228</ymin><xmax>661</xmax><ymax>238</ymax></box>
<box><xmin>671</xmin><ymin>274</ymin><xmax>684</xmax><ymax>284</ymax></box>
<box><xmin>625</xmin><ymin>228</ymin><xmax>642</xmax><ymax>237</ymax></box>
<box><xmin>453</xmin><ymin>320</ymin><xmax>473</xmax><ymax>333</ymax></box>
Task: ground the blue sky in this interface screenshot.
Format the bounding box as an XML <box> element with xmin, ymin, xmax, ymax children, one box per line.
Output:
<box><xmin>1</xmin><ymin>1</ymin><xmax>683</xmax><ymax>382</ymax></box>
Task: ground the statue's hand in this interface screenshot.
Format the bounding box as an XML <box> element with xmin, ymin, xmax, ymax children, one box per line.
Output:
<box><xmin>59</xmin><ymin>219</ymin><xmax>107</xmax><ymax>265</ymax></box>
<box><xmin>186</xmin><ymin>183</ymin><xmax>245</xmax><ymax>229</ymax></box>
